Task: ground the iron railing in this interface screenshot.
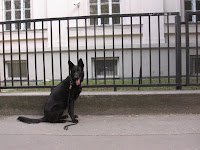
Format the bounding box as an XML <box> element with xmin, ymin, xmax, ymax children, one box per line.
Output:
<box><xmin>185</xmin><ymin>12</ymin><xmax>200</xmax><ymax>86</ymax></box>
<box><xmin>0</xmin><ymin>12</ymin><xmax>199</xmax><ymax>91</ymax></box>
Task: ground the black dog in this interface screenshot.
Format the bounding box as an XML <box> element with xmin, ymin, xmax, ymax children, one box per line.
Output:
<box><xmin>17</xmin><ymin>59</ymin><xmax>84</xmax><ymax>124</ymax></box>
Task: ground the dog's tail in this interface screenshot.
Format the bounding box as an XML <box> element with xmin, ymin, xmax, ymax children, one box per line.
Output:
<box><xmin>17</xmin><ymin>116</ymin><xmax>47</xmax><ymax>124</ymax></box>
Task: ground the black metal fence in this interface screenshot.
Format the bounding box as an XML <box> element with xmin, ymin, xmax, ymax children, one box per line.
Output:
<box><xmin>185</xmin><ymin>12</ymin><xmax>200</xmax><ymax>86</ymax></box>
<box><xmin>0</xmin><ymin>12</ymin><xmax>199</xmax><ymax>90</ymax></box>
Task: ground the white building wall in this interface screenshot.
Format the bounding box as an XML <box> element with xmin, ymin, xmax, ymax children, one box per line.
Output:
<box><xmin>0</xmin><ymin>0</ymin><xmax>199</xmax><ymax>84</ymax></box>
<box><xmin>32</xmin><ymin>0</ymin><xmax>47</xmax><ymax>19</ymax></box>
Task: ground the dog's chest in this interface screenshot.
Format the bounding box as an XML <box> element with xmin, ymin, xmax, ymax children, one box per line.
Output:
<box><xmin>70</xmin><ymin>86</ymin><xmax>82</xmax><ymax>99</ymax></box>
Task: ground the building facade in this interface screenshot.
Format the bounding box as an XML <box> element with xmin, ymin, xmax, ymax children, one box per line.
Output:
<box><xmin>0</xmin><ymin>0</ymin><xmax>199</xmax><ymax>85</ymax></box>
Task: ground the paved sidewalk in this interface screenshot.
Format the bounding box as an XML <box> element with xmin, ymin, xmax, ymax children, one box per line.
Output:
<box><xmin>0</xmin><ymin>114</ymin><xmax>200</xmax><ymax>150</ymax></box>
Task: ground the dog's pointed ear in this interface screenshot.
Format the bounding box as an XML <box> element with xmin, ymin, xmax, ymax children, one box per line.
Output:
<box><xmin>68</xmin><ymin>60</ymin><xmax>74</xmax><ymax>71</ymax></box>
<box><xmin>78</xmin><ymin>59</ymin><xmax>84</xmax><ymax>69</ymax></box>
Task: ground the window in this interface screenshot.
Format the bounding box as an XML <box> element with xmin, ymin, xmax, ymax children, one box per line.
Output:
<box><xmin>190</xmin><ymin>55</ymin><xmax>200</xmax><ymax>75</ymax></box>
<box><xmin>185</xmin><ymin>0</ymin><xmax>200</xmax><ymax>22</ymax></box>
<box><xmin>3</xmin><ymin>0</ymin><xmax>31</xmax><ymax>30</ymax></box>
<box><xmin>89</xmin><ymin>0</ymin><xmax>120</xmax><ymax>25</ymax></box>
<box><xmin>6</xmin><ymin>61</ymin><xmax>27</xmax><ymax>78</ymax></box>
<box><xmin>93</xmin><ymin>57</ymin><xmax>119</xmax><ymax>78</ymax></box>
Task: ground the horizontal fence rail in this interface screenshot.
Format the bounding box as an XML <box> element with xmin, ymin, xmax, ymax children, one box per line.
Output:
<box><xmin>0</xmin><ymin>12</ymin><xmax>199</xmax><ymax>90</ymax></box>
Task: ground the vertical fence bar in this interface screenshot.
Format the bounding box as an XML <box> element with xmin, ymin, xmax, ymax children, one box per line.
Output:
<box><xmin>42</xmin><ymin>21</ymin><xmax>46</xmax><ymax>86</ymax></box>
<box><xmin>10</xmin><ymin>23</ymin><xmax>14</xmax><ymax>86</ymax></box>
<box><xmin>94</xmin><ymin>18</ymin><xmax>97</xmax><ymax>85</ymax></box>
<box><xmin>34</xmin><ymin>22</ymin><xmax>38</xmax><ymax>86</ymax></box>
<box><xmin>175</xmin><ymin>14</ymin><xmax>182</xmax><ymax>90</ymax></box>
<box><xmin>185</xmin><ymin>12</ymin><xmax>190</xmax><ymax>86</ymax></box>
<box><xmin>158</xmin><ymin>15</ymin><xmax>161</xmax><ymax>83</ymax></box>
<box><xmin>139</xmin><ymin>16</ymin><xmax>142</xmax><ymax>85</ymax></box>
<box><xmin>18</xmin><ymin>23</ymin><xmax>22</xmax><ymax>86</ymax></box>
<box><xmin>2</xmin><ymin>24</ymin><xmax>6</xmax><ymax>87</ymax></box>
<box><xmin>131</xmin><ymin>16</ymin><xmax>134</xmax><ymax>85</ymax></box>
<box><xmin>76</xmin><ymin>19</ymin><xmax>79</xmax><ymax>62</ymax></box>
<box><xmin>167</xmin><ymin>14</ymin><xmax>170</xmax><ymax>83</ymax></box>
<box><xmin>67</xmin><ymin>19</ymin><xmax>70</xmax><ymax>75</ymax></box>
<box><xmin>25</xmin><ymin>22</ymin><xmax>29</xmax><ymax>86</ymax></box>
<box><xmin>103</xmin><ymin>17</ymin><xmax>106</xmax><ymax>85</ymax></box>
<box><xmin>112</xmin><ymin>16</ymin><xmax>116</xmax><ymax>90</ymax></box>
<box><xmin>50</xmin><ymin>21</ymin><xmax>54</xmax><ymax>85</ymax></box>
<box><xmin>85</xmin><ymin>19</ymin><xmax>89</xmax><ymax>85</ymax></box>
<box><xmin>196</xmin><ymin>14</ymin><xmax>199</xmax><ymax>83</ymax></box>
<box><xmin>149</xmin><ymin>15</ymin><xmax>152</xmax><ymax>84</ymax></box>
<box><xmin>59</xmin><ymin>20</ymin><xmax>62</xmax><ymax>82</ymax></box>
<box><xmin>121</xmin><ymin>16</ymin><xmax>124</xmax><ymax>85</ymax></box>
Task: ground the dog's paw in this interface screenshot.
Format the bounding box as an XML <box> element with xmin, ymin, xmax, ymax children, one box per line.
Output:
<box><xmin>72</xmin><ymin>119</ymin><xmax>79</xmax><ymax>124</ymax></box>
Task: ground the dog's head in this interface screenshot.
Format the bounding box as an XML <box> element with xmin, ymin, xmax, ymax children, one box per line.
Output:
<box><xmin>68</xmin><ymin>59</ymin><xmax>84</xmax><ymax>86</ymax></box>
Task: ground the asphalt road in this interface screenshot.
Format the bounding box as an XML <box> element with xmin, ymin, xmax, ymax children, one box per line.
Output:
<box><xmin>0</xmin><ymin>114</ymin><xmax>200</xmax><ymax>150</ymax></box>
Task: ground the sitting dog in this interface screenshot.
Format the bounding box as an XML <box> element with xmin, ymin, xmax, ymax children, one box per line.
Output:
<box><xmin>17</xmin><ymin>59</ymin><xmax>84</xmax><ymax>124</ymax></box>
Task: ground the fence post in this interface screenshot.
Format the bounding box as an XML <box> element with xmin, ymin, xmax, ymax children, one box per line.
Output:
<box><xmin>114</xmin><ymin>86</ymin><xmax>117</xmax><ymax>91</ymax></box>
<box><xmin>185</xmin><ymin>12</ymin><xmax>190</xmax><ymax>86</ymax></box>
<box><xmin>175</xmin><ymin>14</ymin><xmax>182</xmax><ymax>90</ymax></box>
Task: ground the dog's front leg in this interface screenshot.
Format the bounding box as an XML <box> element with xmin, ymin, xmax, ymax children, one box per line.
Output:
<box><xmin>68</xmin><ymin>100</ymin><xmax>78</xmax><ymax>123</ymax></box>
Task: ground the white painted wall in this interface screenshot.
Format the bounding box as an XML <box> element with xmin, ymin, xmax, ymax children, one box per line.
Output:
<box><xmin>0</xmin><ymin>0</ymin><xmax>198</xmax><ymax>84</ymax></box>
<box><xmin>31</xmin><ymin>0</ymin><xmax>47</xmax><ymax>19</ymax></box>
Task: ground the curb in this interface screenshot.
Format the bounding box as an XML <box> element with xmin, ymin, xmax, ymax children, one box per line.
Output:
<box><xmin>0</xmin><ymin>90</ymin><xmax>200</xmax><ymax>115</ymax></box>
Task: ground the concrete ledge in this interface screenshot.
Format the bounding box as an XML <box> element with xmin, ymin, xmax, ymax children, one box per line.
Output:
<box><xmin>0</xmin><ymin>90</ymin><xmax>200</xmax><ymax>115</ymax></box>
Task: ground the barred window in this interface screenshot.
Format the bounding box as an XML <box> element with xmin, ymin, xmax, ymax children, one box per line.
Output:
<box><xmin>89</xmin><ymin>0</ymin><xmax>120</xmax><ymax>25</ymax></box>
<box><xmin>3</xmin><ymin>0</ymin><xmax>31</xmax><ymax>30</ymax></box>
<box><xmin>93</xmin><ymin>57</ymin><xmax>119</xmax><ymax>78</ymax></box>
<box><xmin>185</xmin><ymin>0</ymin><xmax>200</xmax><ymax>22</ymax></box>
<box><xmin>6</xmin><ymin>60</ymin><xmax>27</xmax><ymax>78</ymax></box>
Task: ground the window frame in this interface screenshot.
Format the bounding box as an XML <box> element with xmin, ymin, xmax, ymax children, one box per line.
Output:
<box><xmin>3</xmin><ymin>0</ymin><xmax>31</xmax><ymax>30</ymax></box>
<box><xmin>5</xmin><ymin>60</ymin><xmax>28</xmax><ymax>79</ymax></box>
<box><xmin>92</xmin><ymin>57</ymin><xmax>119</xmax><ymax>78</ymax></box>
<box><xmin>185</xmin><ymin>0</ymin><xmax>200</xmax><ymax>22</ymax></box>
<box><xmin>89</xmin><ymin>0</ymin><xmax>121</xmax><ymax>25</ymax></box>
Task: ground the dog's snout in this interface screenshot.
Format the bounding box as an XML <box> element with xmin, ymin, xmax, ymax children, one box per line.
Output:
<box><xmin>74</xmin><ymin>73</ymin><xmax>79</xmax><ymax>79</ymax></box>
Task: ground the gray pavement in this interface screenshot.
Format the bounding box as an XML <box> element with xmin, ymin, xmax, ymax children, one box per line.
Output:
<box><xmin>0</xmin><ymin>114</ymin><xmax>200</xmax><ymax>150</ymax></box>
